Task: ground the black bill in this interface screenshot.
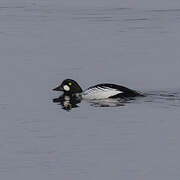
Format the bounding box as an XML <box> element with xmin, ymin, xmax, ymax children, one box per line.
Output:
<box><xmin>53</xmin><ymin>85</ymin><xmax>63</xmax><ymax>91</ymax></box>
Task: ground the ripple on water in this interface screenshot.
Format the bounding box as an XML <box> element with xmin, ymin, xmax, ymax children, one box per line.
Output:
<box><xmin>142</xmin><ymin>90</ymin><xmax>180</xmax><ymax>108</ymax></box>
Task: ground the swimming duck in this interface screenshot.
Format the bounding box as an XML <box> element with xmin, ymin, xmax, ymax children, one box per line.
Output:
<box><xmin>53</xmin><ymin>79</ymin><xmax>142</xmax><ymax>100</ymax></box>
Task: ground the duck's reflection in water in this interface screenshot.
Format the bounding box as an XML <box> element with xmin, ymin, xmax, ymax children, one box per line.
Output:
<box><xmin>53</xmin><ymin>95</ymin><xmax>135</xmax><ymax>111</ymax></box>
<box><xmin>53</xmin><ymin>95</ymin><xmax>81</xmax><ymax>111</ymax></box>
<box><xmin>88</xmin><ymin>98</ymin><xmax>134</xmax><ymax>107</ymax></box>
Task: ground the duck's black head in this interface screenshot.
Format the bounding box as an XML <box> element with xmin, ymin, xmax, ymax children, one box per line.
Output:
<box><xmin>53</xmin><ymin>79</ymin><xmax>83</xmax><ymax>95</ymax></box>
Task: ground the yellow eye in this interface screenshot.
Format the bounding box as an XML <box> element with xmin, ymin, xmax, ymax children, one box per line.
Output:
<box><xmin>68</xmin><ymin>82</ymin><xmax>72</xmax><ymax>86</ymax></box>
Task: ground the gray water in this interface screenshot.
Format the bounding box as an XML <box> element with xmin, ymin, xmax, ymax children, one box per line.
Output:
<box><xmin>1</xmin><ymin>0</ymin><xmax>180</xmax><ymax>179</ymax></box>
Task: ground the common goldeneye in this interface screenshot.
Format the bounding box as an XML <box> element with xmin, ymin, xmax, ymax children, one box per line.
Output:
<box><xmin>53</xmin><ymin>79</ymin><xmax>142</xmax><ymax>100</ymax></box>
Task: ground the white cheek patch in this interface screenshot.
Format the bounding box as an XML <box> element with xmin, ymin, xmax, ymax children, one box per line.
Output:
<box><xmin>63</xmin><ymin>85</ymin><xmax>70</xmax><ymax>91</ymax></box>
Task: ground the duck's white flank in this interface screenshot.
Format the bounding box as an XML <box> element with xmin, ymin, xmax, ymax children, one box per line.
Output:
<box><xmin>82</xmin><ymin>86</ymin><xmax>122</xmax><ymax>100</ymax></box>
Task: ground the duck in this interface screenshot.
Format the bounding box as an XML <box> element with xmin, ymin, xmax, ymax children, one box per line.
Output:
<box><xmin>53</xmin><ymin>79</ymin><xmax>143</xmax><ymax>100</ymax></box>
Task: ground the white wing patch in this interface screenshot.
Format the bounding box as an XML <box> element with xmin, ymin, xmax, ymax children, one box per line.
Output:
<box><xmin>82</xmin><ymin>86</ymin><xmax>122</xmax><ymax>100</ymax></box>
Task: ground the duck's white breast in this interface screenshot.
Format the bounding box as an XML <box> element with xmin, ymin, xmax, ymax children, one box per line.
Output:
<box><xmin>82</xmin><ymin>86</ymin><xmax>122</xmax><ymax>100</ymax></box>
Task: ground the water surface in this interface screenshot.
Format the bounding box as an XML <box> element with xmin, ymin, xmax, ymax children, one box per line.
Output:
<box><xmin>0</xmin><ymin>0</ymin><xmax>180</xmax><ymax>180</ymax></box>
